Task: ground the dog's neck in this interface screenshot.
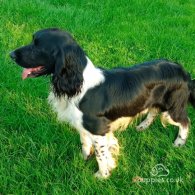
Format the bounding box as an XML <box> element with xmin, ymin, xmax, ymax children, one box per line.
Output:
<box><xmin>70</xmin><ymin>57</ymin><xmax>105</xmax><ymax>102</ymax></box>
<box><xmin>51</xmin><ymin>56</ymin><xmax>105</xmax><ymax>101</ymax></box>
<box><xmin>83</xmin><ymin>57</ymin><xmax>105</xmax><ymax>89</ymax></box>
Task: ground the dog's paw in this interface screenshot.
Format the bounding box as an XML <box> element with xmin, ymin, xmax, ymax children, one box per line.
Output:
<box><xmin>94</xmin><ymin>170</ymin><xmax>110</xmax><ymax>179</ymax></box>
<box><xmin>82</xmin><ymin>147</ymin><xmax>94</xmax><ymax>160</ymax></box>
<box><xmin>174</xmin><ymin>138</ymin><xmax>186</xmax><ymax>147</ymax></box>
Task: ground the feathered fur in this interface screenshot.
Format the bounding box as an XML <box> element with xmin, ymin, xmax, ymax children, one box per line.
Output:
<box><xmin>10</xmin><ymin>28</ymin><xmax>195</xmax><ymax>179</ymax></box>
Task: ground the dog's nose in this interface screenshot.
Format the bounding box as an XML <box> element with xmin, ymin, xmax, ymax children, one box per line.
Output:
<box><xmin>10</xmin><ymin>51</ymin><xmax>16</xmax><ymax>60</ymax></box>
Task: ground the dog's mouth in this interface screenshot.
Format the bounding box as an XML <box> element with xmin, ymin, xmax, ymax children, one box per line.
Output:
<box><xmin>22</xmin><ymin>66</ymin><xmax>44</xmax><ymax>79</ymax></box>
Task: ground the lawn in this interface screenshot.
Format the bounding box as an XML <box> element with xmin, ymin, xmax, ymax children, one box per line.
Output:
<box><xmin>0</xmin><ymin>0</ymin><xmax>195</xmax><ymax>194</ymax></box>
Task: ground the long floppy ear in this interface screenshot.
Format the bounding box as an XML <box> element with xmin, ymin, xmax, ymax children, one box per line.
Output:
<box><xmin>52</xmin><ymin>44</ymin><xmax>87</xmax><ymax>98</ymax></box>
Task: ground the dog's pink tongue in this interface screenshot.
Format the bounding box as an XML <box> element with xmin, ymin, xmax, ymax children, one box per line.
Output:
<box><xmin>22</xmin><ymin>68</ymin><xmax>33</xmax><ymax>80</ymax></box>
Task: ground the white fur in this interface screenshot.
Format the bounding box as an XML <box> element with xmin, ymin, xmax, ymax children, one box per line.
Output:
<box><xmin>48</xmin><ymin>57</ymin><xmax>122</xmax><ymax>178</ymax></box>
<box><xmin>48</xmin><ymin>57</ymin><xmax>105</xmax><ymax>132</ymax></box>
<box><xmin>93</xmin><ymin>134</ymin><xmax>116</xmax><ymax>179</ymax></box>
<box><xmin>107</xmin><ymin>132</ymin><xmax>120</xmax><ymax>156</ymax></box>
<box><xmin>136</xmin><ymin>108</ymin><xmax>158</xmax><ymax>131</ymax></box>
<box><xmin>80</xmin><ymin>129</ymin><xmax>94</xmax><ymax>160</ymax></box>
<box><xmin>48</xmin><ymin>57</ymin><xmax>111</xmax><ymax>178</ymax></box>
<box><xmin>160</xmin><ymin>112</ymin><xmax>189</xmax><ymax>147</ymax></box>
<box><xmin>109</xmin><ymin>117</ymin><xmax>133</xmax><ymax>132</ymax></box>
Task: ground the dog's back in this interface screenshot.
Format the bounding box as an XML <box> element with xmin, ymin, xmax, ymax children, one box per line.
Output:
<box><xmin>80</xmin><ymin>59</ymin><xmax>191</xmax><ymax>123</ymax></box>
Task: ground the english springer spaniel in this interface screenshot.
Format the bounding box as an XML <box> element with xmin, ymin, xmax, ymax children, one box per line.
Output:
<box><xmin>10</xmin><ymin>28</ymin><xmax>195</xmax><ymax>179</ymax></box>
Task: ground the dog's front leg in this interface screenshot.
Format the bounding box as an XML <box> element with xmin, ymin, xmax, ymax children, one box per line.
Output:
<box><xmin>92</xmin><ymin>134</ymin><xmax>116</xmax><ymax>179</ymax></box>
<box><xmin>80</xmin><ymin>131</ymin><xmax>94</xmax><ymax>160</ymax></box>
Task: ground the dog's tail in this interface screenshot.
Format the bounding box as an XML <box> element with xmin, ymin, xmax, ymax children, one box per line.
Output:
<box><xmin>189</xmin><ymin>79</ymin><xmax>195</xmax><ymax>108</ymax></box>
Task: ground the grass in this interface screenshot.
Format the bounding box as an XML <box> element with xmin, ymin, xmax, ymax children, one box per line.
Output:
<box><xmin>0</xmin><ymin>0</ymin><xmax>195</xmax><ymax>194</ymax></box>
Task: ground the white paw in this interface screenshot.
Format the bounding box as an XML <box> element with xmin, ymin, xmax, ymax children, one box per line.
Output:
<box><xmin>174</xmin><ymin>138</ymin><xmax>186</xmax><ymax>147</ymax></box>
<box><xmin>94</xmin><ymin>170</ymin><xmax>110</xmax><ymax>179</ymax></box>
<box><xmin>82</xmin><ymin>147</ymin><xmax>93</xmax><ymax>160</ymax></box>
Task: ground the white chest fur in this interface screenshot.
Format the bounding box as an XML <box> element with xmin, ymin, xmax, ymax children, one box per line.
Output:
<box><xmin>48</xmin><ymin>92</ymin><xmax>84</xmax><ymax>131</ymax></box>
<box><xmin>48</xmin><ymin>57</ymin><xmax>105</xmax><ymax>132</ymax></box>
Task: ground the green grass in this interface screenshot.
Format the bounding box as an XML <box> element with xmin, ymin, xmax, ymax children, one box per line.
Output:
<box><xmin>0</xmin><ymin>0</ymin><xmax>195</xmax><ymax>194</ymax></box>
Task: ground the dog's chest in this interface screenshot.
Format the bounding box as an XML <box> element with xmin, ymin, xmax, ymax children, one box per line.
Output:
<box><xmin>48</xmin><ymin>92</ymin><xmax>84</xmax><ymax>131</ymax></box>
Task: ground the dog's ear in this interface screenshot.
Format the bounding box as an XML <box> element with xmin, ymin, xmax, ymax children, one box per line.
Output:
<box><xmin>52</xmin><ymin>44</ymin><xmax>87</xmax><ymax>98</ymax></box>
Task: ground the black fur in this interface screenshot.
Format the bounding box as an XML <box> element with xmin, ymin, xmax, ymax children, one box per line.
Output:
<box><xmin>10</xmin><ymin>28</ymin><xmax>87</xmax><ymax>98</ymax></box>
<box><xmin>79</xmin><ymin>60</ymin><xmax>193</xmax><ymax>135</ymax></box>
<box><xmin>10</xmin><ymin>28</ymin><xmax>195</xmax><ymax>136</ymax></box>
<box><xmin>52</xmin><ymin>44</ymin><xmax>87</xmax><ymax>97</ymax></box>
<box><xmin>189</xmin><ymin>79</ymin><xmax>195</xmax><ymax>108</ymax></box>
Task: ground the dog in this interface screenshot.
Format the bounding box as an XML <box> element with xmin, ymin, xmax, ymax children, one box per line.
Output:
<box><xmin>10</xmin><ymin>28</ymin><xmax>195</xmax><ymax>179</ymax></box>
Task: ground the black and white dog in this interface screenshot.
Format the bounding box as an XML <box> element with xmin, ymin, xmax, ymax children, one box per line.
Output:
<box><xmin>10</xmin><ymin>28</ymin><xmax>195</xmax><ymax>178</ymax></box>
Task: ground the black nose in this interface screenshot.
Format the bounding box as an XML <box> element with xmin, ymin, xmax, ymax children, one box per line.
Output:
<box><xmin>10</xmin><ymin>51</ymin><xmax>16</xmax><ymax>60</ymax></box>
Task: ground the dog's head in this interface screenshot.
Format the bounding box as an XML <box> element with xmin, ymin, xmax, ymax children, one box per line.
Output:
<box><xmin>10</xmin><ymin>28</ymin><xmax>87</xmax><ymax>97</ymax></box>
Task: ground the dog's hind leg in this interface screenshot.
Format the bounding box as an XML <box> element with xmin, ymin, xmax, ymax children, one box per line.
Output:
<box><xmin>174</xmin><ymin>124</ymin><xmax>189</xmax><ymax>147</ymax></box>
<box><xmin>161</xmin><ymin>112</ymin><xmax>189</xmax><ymax>147</ymax></box>
<box><xmin>136</xmin><ymin>108</ymin><xmax>158</xmax><ymax>131</ymax></box>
